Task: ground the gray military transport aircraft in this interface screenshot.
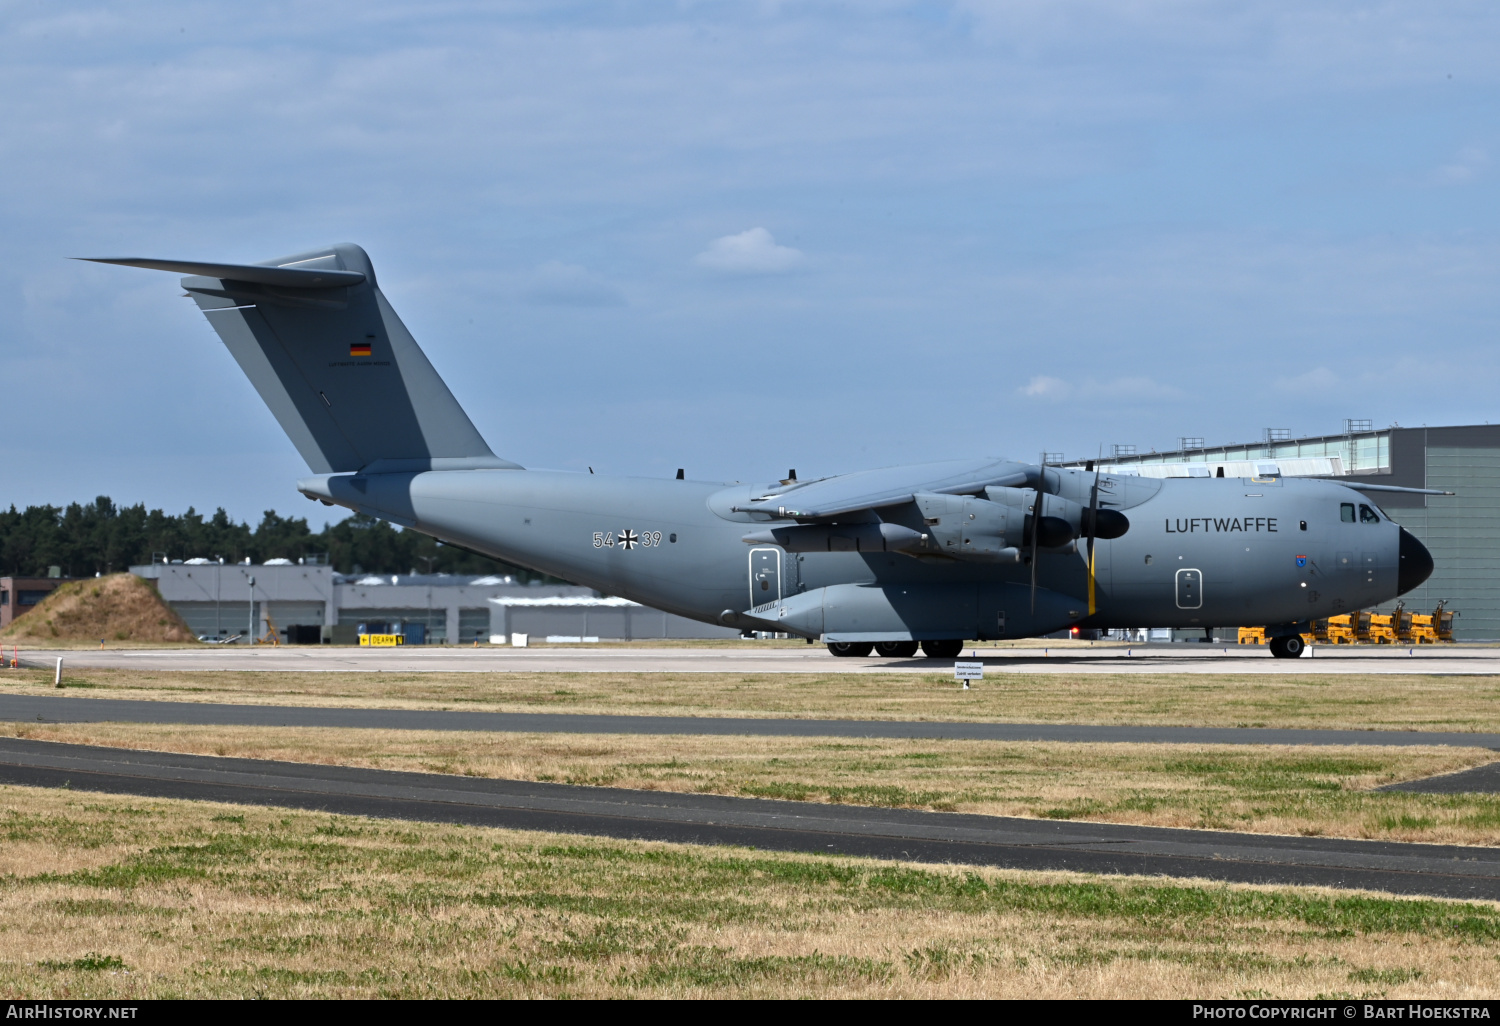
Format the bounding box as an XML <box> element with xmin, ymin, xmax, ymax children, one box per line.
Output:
<box><xmin>90</xmin><ymin>244</ymin><xmax>1439</xmax><ymax>660</ymax></box>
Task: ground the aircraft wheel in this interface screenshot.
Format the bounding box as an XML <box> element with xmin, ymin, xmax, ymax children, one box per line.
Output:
<box><xmin>920</xmin><ymin>639</ymin><xmax>965</xmax><ymax>659</ymax></box>
<box><xmin>874</xmin><ymin>641</ymin><xmax>920</xmax><ymax>658</ymax></box>
<box><xmin>827</xmin><ymin>641</ymin><xmax>874</xmax><ymax>657</ymax></box>
<box><xmin>1269</xmin><ymin>635</ymin><xmax>1305</xmax><ymax>659</ymax></box>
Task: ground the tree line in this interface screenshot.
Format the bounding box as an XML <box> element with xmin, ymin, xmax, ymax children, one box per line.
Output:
<box><xmin>0</xmin><ymin>497</ymin><xmax>550</xmax><ymax>580</ymax></box>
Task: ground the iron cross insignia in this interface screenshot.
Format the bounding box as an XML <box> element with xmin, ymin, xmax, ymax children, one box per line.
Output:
<box><xmin>618</xmin><ymin>529</ymin><xmax>639</xmax><ymax>550</ymax></box>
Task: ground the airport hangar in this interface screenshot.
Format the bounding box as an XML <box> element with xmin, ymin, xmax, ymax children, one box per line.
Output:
<box><xmin>125</xmin><ymin>420</ymin><xmax>1498</xmax><ymax>645</ymax></box>
<box><xmin>129</xmin><ymin>563</ymin><xmax>738</xmax><ymax>645</ymax></box>
<box><xmin>1067</xmin><ymin>421</ymin><xmax>1500</xmax><ymax>639</ymax></box>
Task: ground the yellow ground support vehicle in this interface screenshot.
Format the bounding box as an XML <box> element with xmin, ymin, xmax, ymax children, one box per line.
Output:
<box><xmin>1320</xmin><ymin>614</ymin><xmax>1356</xmax><ymax>644</ymax></box>
<box><xmin>1347</xmin><ymin>610</ymin><xmax>1376</xmax><ymax>643</ymax></box>
<box><xmin>1404</xmin><ymin>603</ymin><xmax>1455</xmax><ymax>643</ymax></box>
<box><xmin>1366</xmin><ymin>612</ymin><xmax>1397</xmax><ymax>644</ymax></box>
<box><xmin>1434</xmin><ymin>601</ymin><xmax>1456</xmax><ymax>642</ymax></box>
<box><xmin>1406</xmin><ymin>612</ymin><xmax>1437</xmax><ymax>644</ymax></box>
<box><xmin>1390</xmin><ymin>603</ymin><xmax>1415</xmax><ymax>643</ymax></box>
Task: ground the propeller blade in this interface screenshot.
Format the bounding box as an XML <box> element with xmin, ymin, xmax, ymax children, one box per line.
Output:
<box><xmin>1086</xmin><ymin>451</ymin><xmax>1102</xmax><ymax>618</ymax></box>
<box><xmin>1029</xmin><ymin>464</ymin><xmax>1046</xmax><ymax>613</ymax></box>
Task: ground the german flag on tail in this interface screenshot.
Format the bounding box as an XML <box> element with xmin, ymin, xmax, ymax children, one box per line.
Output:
<box><xmin>349</xmin><ymin>342</ymin><xmax>372</xmax><ymax>357</ymax></box>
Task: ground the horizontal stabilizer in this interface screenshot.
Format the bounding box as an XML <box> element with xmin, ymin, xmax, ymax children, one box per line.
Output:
<box><xmin>78</xmin><ymin>257</ymin><xmax>365</xmax><ymax>289</ymax></box>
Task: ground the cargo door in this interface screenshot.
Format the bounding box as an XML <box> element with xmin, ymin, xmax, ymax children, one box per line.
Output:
<box><xmin>749</xmin><ymin>548</ymin><xmax>781</xmax><ymax>610</ymax></box>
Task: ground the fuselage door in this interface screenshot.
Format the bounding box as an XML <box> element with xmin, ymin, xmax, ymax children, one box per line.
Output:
<box><xmin>1175</xmin><ymin>568</ymin><xmax>1202</xmax><ymax>609</ymax></box>
<box><xmin>749</xmin><ymin>548</ymin><xmax>781</xmax><ymax>610</ymax></box>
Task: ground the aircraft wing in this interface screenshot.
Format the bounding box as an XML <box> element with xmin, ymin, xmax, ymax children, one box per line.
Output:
<box><xmin>732</xmin><ymin>458</ymin><xmax>1033</xmax><ymax>519</ymax></box>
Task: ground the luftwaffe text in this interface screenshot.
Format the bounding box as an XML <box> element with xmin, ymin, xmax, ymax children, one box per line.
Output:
<box><xmin>1166</xmin><ymin>517</ymin><xmax>1277</xmax><ymax>534</ymax></box>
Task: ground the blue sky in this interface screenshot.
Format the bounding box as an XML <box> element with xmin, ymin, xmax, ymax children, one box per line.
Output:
<box><xmin>4</xmin><ymin>1</ymin><xmax>1498</xmax><ymax>523</ymax></box>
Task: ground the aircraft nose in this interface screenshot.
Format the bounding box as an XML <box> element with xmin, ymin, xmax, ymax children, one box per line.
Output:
<box><xmin>1397</xmin><ymin>527</ymin><xmax>1434</xmax><ymax>595</ymax></box>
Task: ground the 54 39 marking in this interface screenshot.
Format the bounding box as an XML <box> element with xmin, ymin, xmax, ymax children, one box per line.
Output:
<box><xmin>594</xmin><ymin>529</ymin><xmax>662</xmax><ymax>550</ymax></box>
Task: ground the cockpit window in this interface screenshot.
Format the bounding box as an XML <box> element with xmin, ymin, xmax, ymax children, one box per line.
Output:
<box><xmin>1359</xmin><ymin>503</ymin><xmax>1381</xmax><ymax>524</ymax></box>
<box><xmin>1340</xmin><ymin>503</ymin><xmax>1355</xmax><ymax>523</ymax></box>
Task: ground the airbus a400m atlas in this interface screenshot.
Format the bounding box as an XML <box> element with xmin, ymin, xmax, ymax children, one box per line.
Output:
<box><xmin>91</xmin><ymin>244</ymin><xmax>1437</xmax><ymax>659</ymax></box>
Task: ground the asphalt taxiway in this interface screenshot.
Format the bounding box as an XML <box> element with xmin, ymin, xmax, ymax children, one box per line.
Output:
<box><xmin>1</xmin><ymin>737</ymin><xmax>1495</xmax><ymax>900</ymax></box>
<box><xmin>5</xmin><ymin>692</ymin><xmax>1500</xmax><ymax>751</ymax></box>
<box><xmin>17</xmin><ymin>644</ymin><xmax>1500</xmax><ymax>675</ymax></box>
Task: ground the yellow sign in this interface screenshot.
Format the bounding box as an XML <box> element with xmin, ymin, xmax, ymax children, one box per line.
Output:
<box><xmin>359</xmin><ymin>634</ymin><xmax>404</xmax><ymax>647</ymax></box>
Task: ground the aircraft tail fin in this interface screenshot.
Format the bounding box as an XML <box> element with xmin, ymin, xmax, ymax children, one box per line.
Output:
<box><xmin>87</xmin><ymin>244</ymin><xmax>517</xmax><ymax>475</ymax></box>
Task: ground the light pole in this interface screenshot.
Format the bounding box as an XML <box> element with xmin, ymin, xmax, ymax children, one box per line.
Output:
<box><xmin>247</xmin><ymin>575</ymin><xmax>256</xmax><ymax>645</ymax></box>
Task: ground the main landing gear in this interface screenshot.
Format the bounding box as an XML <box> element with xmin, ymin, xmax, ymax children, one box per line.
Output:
<box><xmin>920</xmin><ymin>639</ymin><xmax>964</xmax><ymax>659</ymax></box>
<box><xmin>826</xmin><ymin>639</ymin><xmax>964</xmax><ymax>658</ymax></box>
<box><xmin>1269</xmin><ymin>634</ymin><xmax>1306</xmax><ymax>659</ymax></box>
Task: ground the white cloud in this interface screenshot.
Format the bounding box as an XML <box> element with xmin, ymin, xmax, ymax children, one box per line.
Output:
<box><xmin>1022</xmin><ymin>375</ymin><xmax>1070</xmax><ymax>398</ymax></box>
<box><xmin>1273</xmin><ymin>366</ymin><xmax>1343</xmax><ymax>396</ymax></box>
<box><xmin>520</xmin><ymin>261</ymin><xmax>624</xmax><ymax>307</ymax></box>
<box><xmin>1434</xmin><ymin>146</ymin><xmax>1488</xmax><ymax>185</ymax></box>
<box><xmin>694</xmin><ymin>228</ymin><xmax>805</xmax><ymax>275</ymax></box>
<box><xmin>1018</xmin><ymin>374</ymin><xmax>1181</xmax><ymax>403</ymax></box>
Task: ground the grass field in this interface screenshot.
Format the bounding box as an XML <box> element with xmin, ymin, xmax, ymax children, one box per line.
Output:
<box><xmin>8</xmin><ymin>722</ymin><xmax>1499</xmax><ymax>846</ymax></box>
<box><xmin>7</xmin><ymin>667</ymin><xmax>1500</xmax><ymax>732</ymax></box>
<box><xmin>4</xmin><ymin>665</ymin><xmax>1499</xmax><ymax>998</ymax></box>
<box><xmin>2</xmin><ymin>784</ymin><xmax>1497</xmax><ymax>999</ymax></box>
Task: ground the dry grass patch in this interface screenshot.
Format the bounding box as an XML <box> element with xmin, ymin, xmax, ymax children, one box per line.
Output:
<box><xmin>1</xmin><ymin>784</ymin><xmax>1498</xmax><ymax>998</ymax></box>
<box><xmin>9</xmin><ymin>723</ymin><xmax>1500</xmax><ymax>845</ymax></box>
<box><xmin>5</xmin><ymin>666</ymin><xmax>1500</xmax><ymax>732</ymax></box>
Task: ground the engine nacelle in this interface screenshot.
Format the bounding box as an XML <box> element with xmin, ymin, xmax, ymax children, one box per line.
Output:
<box><xmin>913</xmin><ymin>493</ymin><xmax>1021</xmax><ymax>562</ymax></box>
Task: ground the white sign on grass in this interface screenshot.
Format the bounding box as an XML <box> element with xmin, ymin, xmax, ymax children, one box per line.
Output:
<box><xmin>954</xmin><ymin>661</ymin><xmax>984</xmax><ymax>682</ymax></box>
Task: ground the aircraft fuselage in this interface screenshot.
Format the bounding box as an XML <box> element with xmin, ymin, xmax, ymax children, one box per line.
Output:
<box><xmin>299</xmin><ymin>467</ymin><xmax>1420</xmax><ymax>640</ymax></box>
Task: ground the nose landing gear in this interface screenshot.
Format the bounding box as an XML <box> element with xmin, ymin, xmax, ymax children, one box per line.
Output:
<box><xmin>1269</xmin><ymin>634</ymin><xmax>1306</xmax><ymax>659</ymax></box>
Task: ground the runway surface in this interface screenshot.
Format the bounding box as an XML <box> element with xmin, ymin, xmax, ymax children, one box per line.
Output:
<box><xmin>1388</xmin><ymin>761</ymin><xmax>1500</xmax><ymax>794</ymax></box>
<box><xmin>4</xmin><ymin>691</ymin><xmax>1500</xmax><ymax>749</ymax></box>
<box><xmin>18</xmin><ymin>644</ymin><xmax>1500</xmax><ymax>675</ymax></box>
<box><xmin>1</xmin><ymin>737</ymin><xmax>1495</xmax><ymax>900</ymax></box>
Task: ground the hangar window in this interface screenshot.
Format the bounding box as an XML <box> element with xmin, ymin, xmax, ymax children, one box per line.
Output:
<box><xmin>1340</xmin><ymin>503</ymin><xmax>1356</xmax><ymax>523</ymax></box>
<box><xmin>1359</xmin><ymin>503</ymin><xmax>1381</xmax><ymax>524</ymax></box>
